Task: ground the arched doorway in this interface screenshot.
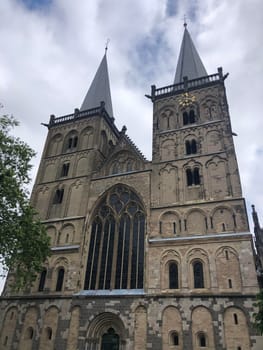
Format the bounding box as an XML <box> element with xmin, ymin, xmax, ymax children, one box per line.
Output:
<box><xmin>101</xmin><ymin>328</ymin><xmax>119</xmax><ymax>350</ymax></box>
<box><xmin>86</xmin><ymin>312</ymin><xmax>125</xmax><ymax>349</ymax></box>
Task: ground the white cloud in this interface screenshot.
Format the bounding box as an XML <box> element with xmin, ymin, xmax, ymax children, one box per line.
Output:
<box><xmin>1</xmin><ymin>0</ymin><xmax>263</xmax><ymax>292</ymax></box>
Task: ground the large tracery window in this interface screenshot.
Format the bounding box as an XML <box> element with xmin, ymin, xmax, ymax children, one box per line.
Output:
<box><xmin>85</xmin><ymin>185</ymin><xmax>145</xmax><ymax>290</ymax></box>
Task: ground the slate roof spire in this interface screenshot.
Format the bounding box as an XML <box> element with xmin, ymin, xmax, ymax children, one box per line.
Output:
<box><xmin>174</xmin><ymin>24</ymin><xmax>208</xmax><ymax>84</ymax></box>
<box><xmin>80</xmin><ymin>51</ymin><xmax>113</xmax><ymax>118</ymax></box>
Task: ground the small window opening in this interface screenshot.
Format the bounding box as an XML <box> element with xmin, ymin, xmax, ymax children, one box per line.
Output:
<box><xmin>183</xmin><ymin>111</ymin><xmax>188</xmax><ymax>125</ymax></box>
<box><xmin>67</xmin><ymin>135</ymin><xmax>78</xmax><ymax>150</ymax></box>
<box><xmin>4</xmin><ymin>336</ymin><xmax>8</xmax><ymax>346</ymax></box>
<box><xmin>186</xmin><ymin>168</ymin><xmax>193</xmax><ymax>186</ymax></box>
<box><xmin>191</xmin><ymin>139</ymin><xmax>197</xmax><ymax>153</ymax></box>
<box><xmin>189</xmin><ymin>109</ymin><xmax>196</xmax><ymax>123</ymax></box>
<box><xmin>66</xmin><ymin>233</ymin><xmax>69</xmax><ymax>243</ymax></box>
<box><xmin>68</xmin><ymin>137</ymin><xmax>72</xmax><ymax>149</ymax></box>
<box><xmin>173</xmin><ymin>222</ymin><xmax>176</xmax><ymax>234</ymax></box>
<box><xmin>169</xmin><ymin>263</ymin><xmax>179</xmax><ymax>289</ymax></box>
<box><xmin>61</xmin><ymin>163</ymin><xmax>70</xmax><ymax>177</ymax></box>
<box><xmin>10</xmin><ymin>311</ymin><xmax>14</xmax><ymax>320</ymax></box>
<box><xmin>193</xmin><ymin>261</ymin><xmax>204</xmax><ymax>288</ymax></box>
<box><xmin>46</xmin><ymin>327</ymin><xmax>52</xmax><ymax>340</ymax></box>
<box><xmin>237</xmin><ymin>347</ymin><xmax>242</xmax><ymax>350</ymax></box>
<box><xmin>222</xmin><ymin>223</ymin><xmax>226</xmax><ymax>232</ymax></box>
<box><xmin>199</xmin><ymin>333</ymin><xmax>206</xmax><ymax>347</ymax></box>
<box><xmin>193</xmin><ymin>167</ymin><xmax>200</xmax><ymax>185</ymax></box>
<box><xmin>25</xmin><ymin>327</ymin><xmax>34</xmax><ymax>340</ymax></box>
<box><xmin>159</xmin><ymin>221</ymin><xmax>162</xmax><ymax>234</ymax></box>
<box><xmin>234</xmin><ymin>313</ymin><xmax>238</xmax><ymax>325</ymax></box>
<box><xmin>228</xmin><ymin>279</ymin><xmax>232</xmax><ymax>288</ymax></box>
<box><xmin>53</xmin><ymin>189</ymin><xmax>64</xmax><ymax>204</ymax></box>
<box><xmin>186</xmin><ymin>140</ymin><xmax>191</xmax><ymax>154</ymax></box>
<box><xmin>56</xmin><ymin>268</ymin><xmax>65</xmax><ymax>292</ymax></box>
<box><xmin>73</xmin><ymin>136</ymin><xmax>78</xmax><ymax>148</ymax></box>
<box><xmin>225</xmin><ymin>250</ymin><xmax>229</xmax><ymax>260</ymax></box>
<box><xmin>171</xmin><ymin>332</ymin><xmax>179</xmax><ymax>345</ymax></box>
<box><xmin>38</xmin><ymin>269</ymin><xmax>47</xmax><ymax>292</ymax></box>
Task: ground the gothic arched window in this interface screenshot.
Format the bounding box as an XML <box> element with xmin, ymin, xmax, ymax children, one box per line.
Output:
<box><xmin>55</xmin><ymin>268</ymin><xmax>65</xmax><ymax>291</ymax></box>
<box><xmin>193</xmin><ymin>261</ymin><xmax>204</xmax><ymax>288</ymax></box>
<box><xmin>85</xmin><ymin>185</ymin><xmax>145</xmax><ymax>290</ymax></box>
<box><xmin>38</xmin><ymin>269</ymin><xmax>47</xmax><ymax>292</ymax></box>
<box><xmin>169</xmin><ymin>262</ymin><xmax>179</xmax><ymax>289</ymax></box>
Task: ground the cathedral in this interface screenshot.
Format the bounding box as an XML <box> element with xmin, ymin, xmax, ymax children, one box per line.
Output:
<box><xmin>0</xmin><ymin>24</ymin><xmax>262</xmax><ymax>349</ymax></box>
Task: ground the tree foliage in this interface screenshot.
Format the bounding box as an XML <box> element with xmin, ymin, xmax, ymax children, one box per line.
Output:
<box><xmin>0</xmin><ymin>114</ymin><xmax>50</xmax><ymax>290</ymax></box>
<box><xmin>254</xmin><ymin>289</ymin><xmax>263</xmax><ymax>335</ymax></box>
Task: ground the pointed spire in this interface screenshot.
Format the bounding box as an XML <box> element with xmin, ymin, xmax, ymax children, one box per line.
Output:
<box><xmin>174</xmin><ymin>25</ymin><xmax>208</xmax><ymax>84</ymax></box>
<box><xmin>80</xmin><ymin>53</ymin><xmax>113</xmax><ymax>118</ymax></box>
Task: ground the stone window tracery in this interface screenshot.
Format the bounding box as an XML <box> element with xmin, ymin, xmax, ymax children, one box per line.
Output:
<box><xmin>84</xmin><ymin>185</ymin><xmax>145</xmax><ymax>290</ymax></box>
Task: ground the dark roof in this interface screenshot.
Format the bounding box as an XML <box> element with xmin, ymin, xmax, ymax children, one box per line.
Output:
<box><xmin>80</xmin><ymin>53</ymin><xmax>114</xmax><ymax>118</ymax></box>
<box><xmin>174</xmin><ymin>26</ymin><xmax>208</xmax><ymax>84</ymax></box>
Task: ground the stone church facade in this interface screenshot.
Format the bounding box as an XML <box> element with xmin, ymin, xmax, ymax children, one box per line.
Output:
<box><xmin>0</xmin><ymin>26</ymin><xmax>261</xmax><ymax>349</ymax></box>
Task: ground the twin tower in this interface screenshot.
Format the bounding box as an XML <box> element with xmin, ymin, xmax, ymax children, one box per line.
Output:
<box><xmin>0</xmin><ymin>25</ymin><xmax>261</xmax><ymax>349</ymax></box>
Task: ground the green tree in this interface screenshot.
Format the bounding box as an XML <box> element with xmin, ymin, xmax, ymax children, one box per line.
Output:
<box><xmin>254</xmin><ymin>289</ymin><xmax>263</xmax><ymax>335</ymax></box>
<box><xmin>0</xmin><ymin>114</ymin><xmax>50</xmax><ymax>290</ymax></box>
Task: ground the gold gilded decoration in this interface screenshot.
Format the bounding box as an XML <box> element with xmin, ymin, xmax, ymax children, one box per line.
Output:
<box><xmin>178</xmin><ymin>92</ymin><xmax>196</xmax><ymax>107</ymax></box>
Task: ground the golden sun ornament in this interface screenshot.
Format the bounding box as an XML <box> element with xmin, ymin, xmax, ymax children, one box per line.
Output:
<box><xmin>178</xmin><ymin>92</ymin><xmax>196</xmax><ymax>107</ymax></box>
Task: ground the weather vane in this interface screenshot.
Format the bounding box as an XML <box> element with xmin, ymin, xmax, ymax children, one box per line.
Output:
<box><xmin>105</xmin><ymin>38</ymin><xmax>110</xmax><ymax>53</ymax></box>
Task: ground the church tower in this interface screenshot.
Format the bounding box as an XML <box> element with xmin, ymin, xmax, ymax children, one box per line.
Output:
<box><xmin>0</xmin><ymin>26</ymin><xmax>261</xmax><ymax>350</ymax></box>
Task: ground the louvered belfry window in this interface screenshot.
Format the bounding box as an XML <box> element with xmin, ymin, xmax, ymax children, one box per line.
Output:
<box><xmin>84</xmin><ymin>185</ymin><xmax>145</xmax><ymax>290</ymax></box>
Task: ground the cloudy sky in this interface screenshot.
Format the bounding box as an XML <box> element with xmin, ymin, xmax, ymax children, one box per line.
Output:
<box><xmin>0</xmin><ymin>0</ymin><xmax>263</xmax><ymax>291</ymax></box>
